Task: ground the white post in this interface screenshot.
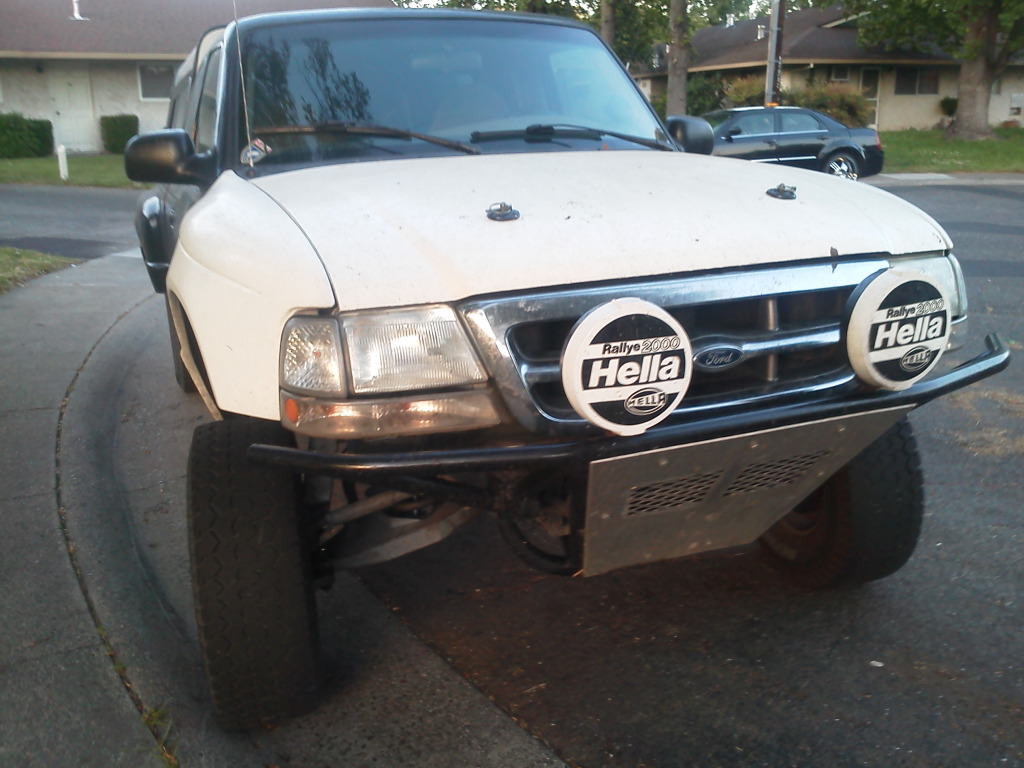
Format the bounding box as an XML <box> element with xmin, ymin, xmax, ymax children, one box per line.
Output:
<box><xmin>56</xmin><ymin>144</ymin><xmax>69</xmax><ymax>181</ymax></box>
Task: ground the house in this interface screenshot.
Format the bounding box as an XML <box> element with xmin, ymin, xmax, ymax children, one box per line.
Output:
<box><xmin>634</xmin><ymin>4</ymin><xmax>1024</xmax><ymax>130</ymax></box>
<box><xmin>0</xmin><ymin>0</ymin><xmax>390</xmax><ymax>153</ymax></box>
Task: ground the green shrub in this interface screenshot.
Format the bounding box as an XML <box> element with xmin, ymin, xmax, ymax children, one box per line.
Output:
<box><xmin>27</xmin><ymin>119</ymin><xmax>54</xmax><ymax>156</ymax></box>
<box><xmin>100</xmin><ymin>114</ymin><xmax>139</xmax><ymax>154</ymax></box>
<box><xmin>724</xmin><ymin>75</ymin><xmax>765</xmax><ymax>107</ymax></box>
<box><xmin>688</xmin><ymin>73</ymin><xmax>726</xmax><ymax>115</ymax></box>
<box><xmin>650</xmin><ymin>93</ymin><xmax>667</xmax><ymax>119</ymax></box>
<box><xmin>721</xmin><ymin>77</ymin><xmax>871</xmax><ymax>126</ymax></box>
<box><xmin>940</xmin><ymin>96</ymin><xmax>958</xmax><ymax>117</ymax></box>
<box><xmin>788</xmin><ymin>82</ymin><xmax>872</xmax><ymax>127</ymax></box>
<box><xmin>0</xmin><ymin>113</ymin><xmax>53</xmax><ymax>158</ymax></box>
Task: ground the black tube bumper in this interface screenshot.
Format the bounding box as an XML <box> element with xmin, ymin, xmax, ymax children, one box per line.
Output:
<box><xmin>249</xmin><ymin>333</ymin><xmax>1009</xmax><ymax>479</ymax></box>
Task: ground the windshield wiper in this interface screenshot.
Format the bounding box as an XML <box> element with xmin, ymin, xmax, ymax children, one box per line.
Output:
<box><xmin>254</xmin><ymin>121</ymin><xmax>480</xmax><ymax>155</ymax></box>
<box><xmin>470</xmin><ymin>123</ymin><xmax>674</xmax><ymax>151</ymax></box>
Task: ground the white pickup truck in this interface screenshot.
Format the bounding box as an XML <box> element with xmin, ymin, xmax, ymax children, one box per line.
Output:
<box><xmin>125</xmin><ymin>7</ymin><xmax>1008</xmax><ymax>730</ymax></box>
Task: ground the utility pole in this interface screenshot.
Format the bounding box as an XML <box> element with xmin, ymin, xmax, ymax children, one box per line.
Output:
<box><xmin>763</xmin><ymin>0</ymin><xmax>787</xmax><ymax>106</ymax></box>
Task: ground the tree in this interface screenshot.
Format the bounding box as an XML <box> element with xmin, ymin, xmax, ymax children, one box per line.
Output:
<box><xmin>665</xmin><ymin>0</ymin><xmax>689</xmax><ymax>114</ymax></box>
<box><xmin>691</xmin><ymin>0</ymin><xmax>758</xmax><ymax>26</ymax></box>
<box><xmin>839</xmin><ymin>0</ymin><xmax>1024</xmax><ymax>139</ymax></box>
<box><xmin>748</xmin><ymin>0</ymin><xmax>815</xmax><ymax>15</ymax></box>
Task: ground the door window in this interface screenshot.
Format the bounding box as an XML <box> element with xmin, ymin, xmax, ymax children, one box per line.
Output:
<box><xmin>731</xmin><ymin>112</ymin><xmax>774</xmax><ymax>136</ymax></box>
<box><xmin>193</xmin><ymin>47</ymin><xmax>223</xmax><ymax>152</ymax></box>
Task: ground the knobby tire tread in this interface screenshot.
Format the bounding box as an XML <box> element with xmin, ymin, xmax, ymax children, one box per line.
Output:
<box><xmin>761</xmin><ymin>417</ymin><xmax>924</xmax><ymax>589</ymax></box>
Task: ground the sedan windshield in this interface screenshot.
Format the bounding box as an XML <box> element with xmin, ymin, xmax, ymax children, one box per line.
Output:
<box><xmin>238</xmin><ymin>16</ymin><xmax>668</xmax><ymax>170</ymax></box>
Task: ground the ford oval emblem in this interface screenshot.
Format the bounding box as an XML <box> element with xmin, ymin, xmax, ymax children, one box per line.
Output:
<box><xmin>694</xmin><ymin>346</ymin><xmax>744</xmax><ymax>372</ymax></box>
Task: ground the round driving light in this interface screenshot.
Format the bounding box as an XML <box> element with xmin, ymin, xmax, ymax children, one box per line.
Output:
<box><xmin>561</xmin><ymin>297</ymin><xmax>692</xmax><ymax>436</ymax></box>
<box><xmin>845</xmin><ymin>269</ymin><xmax>952</xmax><ymax>391</ymax></box>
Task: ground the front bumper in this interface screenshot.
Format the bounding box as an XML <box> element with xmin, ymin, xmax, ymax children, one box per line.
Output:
<box><xmin>250</xmin><ymin>333</ymin><xmax>1008</xmax><ymax>480</ymax></box>
<box><xmin>252</xmin><ymin>334</ymin><xmax>1006</xmax><ymax>575</ymax></box>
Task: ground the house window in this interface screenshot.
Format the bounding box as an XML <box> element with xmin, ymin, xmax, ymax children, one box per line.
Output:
<box><xmin>895</xmin><ymin>67</ymin><xmax>940</xmax><ymax>96</ymax></box>
<box><xmin>918</xmin><ymin>69</ymin><xmax>939</xmax><ymax>95</ymax></box>
<box><xmin>138</xmin><ymin>64</ymin><xmax>174</xmax><ymax>100</ymax></box>
<box><xmin>830</xmin><ymin>65</ymin><xmax>849</xmax><ymax>82</ymax></box>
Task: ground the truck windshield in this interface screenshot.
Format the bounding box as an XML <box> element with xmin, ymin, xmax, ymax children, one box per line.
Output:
<box><xmin>238</xmin><ymin>15</ymin><xmax>669</xmax><ymax>169</ymax></box>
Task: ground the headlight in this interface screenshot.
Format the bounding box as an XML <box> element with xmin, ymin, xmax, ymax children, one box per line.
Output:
<box><xmin>279</xmin><ymin>306</ymin><xmax>499</xmax><ymax>439</ymax></box>
<box><xmin>342</xmin><ymin>305</ymin><xmax>486</xmax><ymax>395</ymax></box>
<box><xmin>889</xmin><ymin>253</ymin><xmax>967</xmax><ymax>318</ymax></box>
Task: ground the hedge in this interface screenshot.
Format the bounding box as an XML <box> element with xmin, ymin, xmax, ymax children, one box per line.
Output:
<box><xmin>723</xmin><ymin>75</ymin><xmax>872</xmax><ymax>127</ymax></box>
<box><xmin>0</xmin><ymin>113</ymin><xmax>54</xmax><ymax>158</ymax></box>
<box><xmin>100</xmin><ymin>114</ymin><xmax>139</xmax><ymax>154</ymax></box>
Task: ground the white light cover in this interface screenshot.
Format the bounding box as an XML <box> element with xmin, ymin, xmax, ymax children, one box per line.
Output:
<box><xmin>343</xmin><ymin>306</ymin><xmax>486</xmax><ymax>394</ymax></box>
<box><xmin>281</xmin><ymin>317</ymin><xmax>345</xmax><ymax>394</ymax></box>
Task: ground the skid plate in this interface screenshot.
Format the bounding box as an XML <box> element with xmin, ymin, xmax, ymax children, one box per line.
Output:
<box><xmin>582</xmin><ymin>407</ymin><xmax>912</xmax><ymax>576</ymax></box>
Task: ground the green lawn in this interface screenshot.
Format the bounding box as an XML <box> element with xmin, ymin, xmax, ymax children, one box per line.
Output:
<box><xmin>879</xmin><ymin>125</ymin><xmax>1024</xmax><ymax>173</ymax></box>
<box><xmin>0</xmin><ymin>246</ymin><xmax>79</xmax><ymax>294</ymax></box>
<box><xmin>0</xmin><ymin>153</ymin><xmax>136</xmax><ymax>188</ymax></box>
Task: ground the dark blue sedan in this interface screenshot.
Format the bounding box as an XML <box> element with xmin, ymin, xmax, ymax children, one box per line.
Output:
<box><xmin>701</xmin><ymin>106</ymin><xmax>884</xmax><ymax>179</ymax></box>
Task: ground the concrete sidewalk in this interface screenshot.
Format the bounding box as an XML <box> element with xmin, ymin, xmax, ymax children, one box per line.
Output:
<box><xmin>0</xmin><ymin>253</ymin><xmax>566</xmax><ymax>767</ymax></box>
<box><xmin>0</xmin><ymin>253</ymin><xmax>165</xmax><ymax>766</ymax></box>
<box><xmin>867</xmin><ymin>171</ymin><xmax>1024</xmax><ymax>187</ymax></box>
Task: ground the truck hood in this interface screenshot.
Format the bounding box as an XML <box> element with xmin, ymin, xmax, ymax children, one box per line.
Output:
<box><xmin>252</xmin><ymin>151</ymin><xmax>951</xmax><ymax>311</ymax></box>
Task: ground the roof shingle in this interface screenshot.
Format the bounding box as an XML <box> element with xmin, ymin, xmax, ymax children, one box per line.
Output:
<box><xmin>0</xmin><ymin>0</ymin><xmax>393</xmax><ymax>59</ymax></box>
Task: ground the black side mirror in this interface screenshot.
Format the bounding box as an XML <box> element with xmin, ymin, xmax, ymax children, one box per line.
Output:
<box><xmin>665</xmin><ymin>116</ymin><xmax>715</xmax><ymax>155</ymax></box>
<box><xmin>125</xmin><ymin>129</ymin><xmax>215</xmax><ymax>186</ymax></box>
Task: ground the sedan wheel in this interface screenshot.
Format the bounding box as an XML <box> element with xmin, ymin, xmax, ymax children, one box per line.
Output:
<box><xmin>823</xmin><ymin>152</ymin><xmax>860</xmax><ymax>180</ymax></box>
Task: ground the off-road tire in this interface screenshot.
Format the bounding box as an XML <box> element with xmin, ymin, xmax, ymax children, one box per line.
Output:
<box><xmin>759</xmin><ymin>417</ymin><xmax>924</xmax><ymax>589</ymax></box>
<box><xmin>188</xmin><ymin>417</ymin><xmax>322</xmax><ymax>730</ymax></box>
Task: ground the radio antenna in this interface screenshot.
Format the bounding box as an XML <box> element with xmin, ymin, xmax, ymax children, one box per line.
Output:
<box><xmin>233</xmin><ymin>0</ymin><xmax>255</xmax><ymax>168</ymax></box>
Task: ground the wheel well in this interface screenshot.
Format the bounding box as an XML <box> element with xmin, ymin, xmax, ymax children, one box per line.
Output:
<box><xmin>821</xmin><ymin>145</ymin><xmax>865</xmax><ymax>163</ymax></box>
<box><xmin>167</xmin><ymin>292</ymin><xmax>217</xmax><ymax>412</ymax></box>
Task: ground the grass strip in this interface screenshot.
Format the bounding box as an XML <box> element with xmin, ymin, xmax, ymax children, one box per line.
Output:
<box><xmin>0</xmin><ymin>246</ymin><xmax>80</xmax><ymax>294</ymax></box>
<box><xmin>879</xmin><ymin>125</ymin><xmax>1024</xmax><ymax>173</ymax></box>
<box><xmin>0</xmin><ymin>153</ymin><xmax>136</xmax><ymax>188</ymax></box>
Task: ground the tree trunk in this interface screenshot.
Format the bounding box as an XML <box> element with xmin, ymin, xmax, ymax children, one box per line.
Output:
<box><xmin>949</xmin><ymin>9</ymin><xmax>998</xmax><ymax>139</ymax></box>
<box><xmin>666</xmin><ymin>0</ymin><xmax>689</xmax><ymax>115</ymax></box>
<box><xmin>601</xmin><ymin>0</ymin><xmax>615</xmax><ymax>47</ymax></box>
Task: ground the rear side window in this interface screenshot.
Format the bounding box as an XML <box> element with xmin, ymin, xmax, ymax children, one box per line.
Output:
<box><xmin>780</xmin><ymin>112</ymin><xmax>821</xmax><ymax>133</ymax></box>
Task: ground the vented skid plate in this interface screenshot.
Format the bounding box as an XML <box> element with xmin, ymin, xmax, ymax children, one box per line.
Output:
<box><xmin>583</xmin><ymin>406</ymin><xmax>913</xmax><ymax>576</ymax></box>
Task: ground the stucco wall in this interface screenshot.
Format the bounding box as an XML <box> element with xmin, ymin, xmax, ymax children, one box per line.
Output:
<box><xmin>990</xmin><ymin>67</ymin><xmax>1024</xmax><ymax>126</ymax></box>
<box><xmin>0</xmin><ymin>58</ymin><xmax>178</xmax><ymax>152</ymax></box>
<box><xmin>875</xmin><ymin>69</ymin><xmax>959</xmax><ymax>131</ymax></box>
<box><xmin>0</xmin><ymin>61</ymin><xmax>52</xmax><ymax>116</ymax></box>
<box><xmin>633</xmin><ymin>65</ymin><xmax>1022</xmax><ymax>131</ymax></box>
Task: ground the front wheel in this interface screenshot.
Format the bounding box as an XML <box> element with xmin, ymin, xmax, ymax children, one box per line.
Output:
<box><xmin>822</xmin><ymin>151</ymin><xmax>861</xmax><ymax>179</ymax></box>
<box><xmin>759</xmin><ymin>418</ymin><xmax>924</xmax><ymax>589</ymax></box>
<box><xmin>188</xmin><ymin>417</ymin><xmax>322</xmax><ymax>729</ymax></box>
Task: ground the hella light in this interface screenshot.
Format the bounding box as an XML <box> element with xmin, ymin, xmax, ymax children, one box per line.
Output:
<box><xmin>889</xmin><ymin>253</ymin><xmax>966</xmax><ymax>317</ymax></box>
<box><xmin>342</xmin><ymin>305</ymin><xmax>486</xmax><ymax>395</ymax></box>
<box><xmin>281</xmin><ymin>316</ymin><xmax>345</xmax><ymax>395</ymax></box>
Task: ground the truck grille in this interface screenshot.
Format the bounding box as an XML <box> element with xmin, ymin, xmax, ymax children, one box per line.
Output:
<box><xmin>460</xmin><ymin>258</ymin><xmax>891</xmax><ymax>435</ymax></box>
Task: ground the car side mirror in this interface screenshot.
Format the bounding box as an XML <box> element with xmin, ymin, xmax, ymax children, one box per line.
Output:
<box><xmin>125</xmin><ymin>129</ymin><xmax>216</xmax><ymax>186</ymax></box>
<box><xmin>665</xmin><ymin>116</ymin><xmax>714</xmax><ymax>155</ymax></box>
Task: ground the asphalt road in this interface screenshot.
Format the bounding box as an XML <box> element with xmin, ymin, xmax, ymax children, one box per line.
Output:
<box><xmin>0</xmin><ymin>184</ymin><xmax>139</xmax><ymax>258</ymax></box>
<box><xmin>4</xmin><ymin>177</ymin><xmax>1022</xmax><ymax>767</ymax></box>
